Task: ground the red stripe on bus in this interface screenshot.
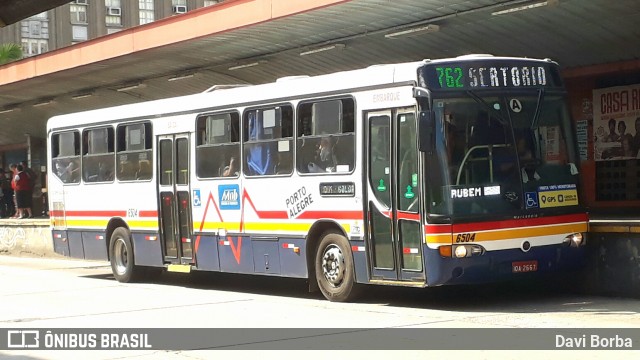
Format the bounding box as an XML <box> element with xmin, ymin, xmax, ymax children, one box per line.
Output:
<box><xmin>452</xmin><ymin>213</ymin><xmax>588</xmax><ymax>233</ymax></box>
<box><xmin>424</xmin><ymin>225</ymin><xmax>453</xmax><ymax>234</ymax></box>
<box><xmin>139</xmin><ymin>211</ymin><xmax>158</xmax><ymax>217</ymax></box>
<box><xmin>396</xmin><ymin>212</ymin><xmax>420</xmax><ymax>221</ymax></box>
<box><xmin>297</xmin><ymin>211</ymin><xmax>363</xmax><ymax>220</ymax></box>
<box><xmin>254</xmin><ymin>210</ymin><xmax>289</xmax><ymax>219</ymax></box>
<box><xmin>61</xmin><ymin>210</ymin><xmax>127</xmax><ymax>217</ymax></box>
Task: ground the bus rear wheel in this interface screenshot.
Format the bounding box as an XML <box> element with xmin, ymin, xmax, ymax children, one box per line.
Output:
<box><xmin>315</xmin><ymin>232</ymin><xmax>359</xmax><ymax>302</ymax></box>
<box><xmin>109</xmin><ymin>227</ymin><xmax>142</xmax><ymax>283</ymax></box>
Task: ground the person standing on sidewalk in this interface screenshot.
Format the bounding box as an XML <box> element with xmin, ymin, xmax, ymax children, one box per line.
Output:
<box><xmin>0</xmin><ymin>169</ymin><xmax>12</xmax><ymax>218</ymax></box>
<box><xmin>14</xmin><ymin>164</ymin><xmax>33</xmax><ymax>219</ymax></box>
<box><xmin>20</xmin><ymin>160</ymin><xmax>37</xmax><ymax>218</ymax></box>
<box><xmin>9</xmin><ymin>163</ymin><xmax>18</xmax><ymax>218</ymax></box>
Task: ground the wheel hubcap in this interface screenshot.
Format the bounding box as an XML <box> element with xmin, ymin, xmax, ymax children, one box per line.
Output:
<box><xmin>114</xmin><ymin>238</ymin><xmax>128</xmax><ymax>275</ymax></box>
<box><xmin>322</xmin><ymin>245</ymin><xmax>344</xmax><ymax>287</ymax></box>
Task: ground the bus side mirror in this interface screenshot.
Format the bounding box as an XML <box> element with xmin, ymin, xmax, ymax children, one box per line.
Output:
<box><xmin>418</xmin><ymin>111</ymin><xmax>434</xmax><ymax>152</ymax></box>
<box><xmin>413</xmin><ymin>86</ymin><xmax>433</xmax><ymax>152</ymax></box>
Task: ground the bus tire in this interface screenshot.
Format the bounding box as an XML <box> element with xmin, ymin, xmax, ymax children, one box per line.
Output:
<box><xmin>109</xmin><ymin>227</ymin><xmax>142</xmax><ymax>283</ymax></box>
<box><xmin>315</xmin><ymin>232</ymin><xmax>359</xmax><ymax>302</ymax></box>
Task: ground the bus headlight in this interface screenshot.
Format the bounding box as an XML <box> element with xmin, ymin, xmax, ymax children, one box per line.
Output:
<box><xmin>440</xmin><ymin>244</ymin><xmax>485</xmax><ymax>258</ymax></box>
<box><xmin>454</xmin><ymin>245</ymin><xmax>467</xmax><ymax>258</ymax></box>
<box><xmin>563</xmin><ymin>232</ymin><xmax>584</xmax><ymax>247</ymax></box>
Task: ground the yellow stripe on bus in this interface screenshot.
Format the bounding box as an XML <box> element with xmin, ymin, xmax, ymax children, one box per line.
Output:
<box><xmin>425</xmin><ymin>233</ymin><xmax>451</xmax><ymax>245</ymax></box>
<box><xmin>64</xmin><ymin>219</ymin><xmax>352</xmax><ymax>235</ymax></box>
<box><xmin>463</xmin><ymin>223</ymin><xmax>588</xmax><ymax>242</ymax></box>
<box><xmin>425</xmin><ymin>223</ymin><xmax>588</xmax><ymax>244</ymax></box>
<box><xmin>65</xmin><ymin>219</ymin><xmax>158</xmax><ymax>229</ymax></box>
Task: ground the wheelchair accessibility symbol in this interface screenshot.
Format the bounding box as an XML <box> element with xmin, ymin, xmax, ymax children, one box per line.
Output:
<box><xmin>193</xmin><ymin>189</ymin><xmax>201</xmax><ymax>207</ymax></box>
<box><xmin>525</xmin><ymin>192</ymin><xmax>539</xmax><ymax>209</ymax></box>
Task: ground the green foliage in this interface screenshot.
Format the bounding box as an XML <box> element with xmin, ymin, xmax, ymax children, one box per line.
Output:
<box><xmin>0</xmin><ymin>43</ymin><xmax>23</xmax><ymax>65</ymax></box>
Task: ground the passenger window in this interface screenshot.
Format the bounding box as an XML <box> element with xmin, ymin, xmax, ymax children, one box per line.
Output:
<box><xmin>243</xmin><ymin>105</ymin><xmax>293</xmax><ymax>176</ymax></box>
<box><xmin>116</xmin><ymin>122</ymin><xmax>152</xmax><ymax>181</ymax></box>
<box><xmin>51</xmin><ymin>131</ymin><xmax>81</xmax><ymax>184</ymax></box>
<box><xmin>82</xmin><ymin>127</ymin><xmax>115</xmax><ymax>183</ymax></box>
<box><xmin>296</xmin><ymin>98</ymin><xmax>355</xmax><ymax>174</ymax></box>
<box><xmin>196</xmin><ymin>112</ymin><xmax>240</xmax><ymax>178</ymax></box>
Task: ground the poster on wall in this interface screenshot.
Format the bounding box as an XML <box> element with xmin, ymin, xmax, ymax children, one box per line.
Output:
<box><xmin>593</xmin><ymin>84</ymin><xmax>640</xmax><ymax>160</ymax></box>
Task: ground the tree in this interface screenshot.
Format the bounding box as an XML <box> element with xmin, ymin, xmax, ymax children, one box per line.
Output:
<box><xmin>0</xmin><ymin>43</ymin><xmax>23</xmax><ymax>65</ymax></box>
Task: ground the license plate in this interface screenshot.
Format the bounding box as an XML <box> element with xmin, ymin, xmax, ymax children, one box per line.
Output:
<box><xmin>512</xmin><ymin>260</ymin><xmax>538</xmax><ymax>273</ymax></box>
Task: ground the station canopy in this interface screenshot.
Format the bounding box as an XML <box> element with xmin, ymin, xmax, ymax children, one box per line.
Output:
<box><xmin>0</xmin><ymin>0</ymin><xmax>639</xmax><ymax>144</ymax></box>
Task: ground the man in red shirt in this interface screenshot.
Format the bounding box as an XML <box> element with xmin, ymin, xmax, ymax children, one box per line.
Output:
<box><xmin>14</xmin><ymin>164</ymin><xmax>33</xmax><ymax>219</ymax></box>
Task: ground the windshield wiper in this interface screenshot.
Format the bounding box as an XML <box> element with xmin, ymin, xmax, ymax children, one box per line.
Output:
<box><xmin>530</xmin><ymin>89</ymin><xmax>544</xmax><ymax>129</ymax></box>
<box><xmin>465</xmin><ymin>90</ymin><xmax>508</xmax><ymax>126</ymax></box>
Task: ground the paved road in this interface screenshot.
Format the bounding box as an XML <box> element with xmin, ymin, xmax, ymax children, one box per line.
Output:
<box><xmin>0</xmin><ymin>255</ymin><xmax>639</xmax><ymax>359</ymax></box>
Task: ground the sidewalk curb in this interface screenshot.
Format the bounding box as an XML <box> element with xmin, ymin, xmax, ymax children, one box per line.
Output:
<box><xmin>0</xmin><ymin>218</ymin><xmax>53</xmax><ymax>257</ymax></box>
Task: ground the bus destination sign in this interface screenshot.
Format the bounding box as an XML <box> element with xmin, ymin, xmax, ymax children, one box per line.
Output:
<box><xmin>420</xmin><ymin>60</ymin><xmax>562</xmax><ymax>91</ymax></box>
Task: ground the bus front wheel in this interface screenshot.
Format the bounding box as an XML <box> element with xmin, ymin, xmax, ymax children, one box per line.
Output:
<box><xmin>109</xmin><ymin>227</ymin><xmax>141</xmax><ymax>283</ymax></box>
<box><xmin>315</xmin><ymin>232</ymin><xmax>359</xmax><ymax>302</ymax></box>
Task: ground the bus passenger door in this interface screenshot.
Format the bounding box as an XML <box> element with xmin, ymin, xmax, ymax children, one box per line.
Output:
<box><xmin>365</xmin><ymin>109</ymin><xmax>425</xmax><ymax>282</ymax></box>
<box><xmin>158</xmin><ymin>134</ymin><xmax>193</xmax><ymax>265</ymax></box>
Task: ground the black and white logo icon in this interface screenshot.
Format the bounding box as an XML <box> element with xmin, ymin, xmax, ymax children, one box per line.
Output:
<box><xmin>7</xmin><ymin>330</ymin><xmax>39</xmax><ymax>348</ymax></box>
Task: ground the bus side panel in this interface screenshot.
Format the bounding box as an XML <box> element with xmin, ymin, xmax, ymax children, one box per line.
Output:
<box><xmin>132</xmin><ymin>232</ymin><xmax>163</xmax><ymax>267</ymax></box>
<box><xmin>194</xmin><ymin>235</ymin><xmax>220</xmax><ymax>271</ymax></box>
<box><xmin>348</xmin><ymin>239</ymin><xmax>368</xmax><ymax>284</ymax></box>
<box><xmin>52</xmin><ymin>230</ymin><xmax>70</xmax><ymax>256</ymax></box>
<box><xmin>278</xmin><ymin>238</ymin><xmax>307</xmax><ymax>278</ymax></box>
<box><xmin>218</xmin><ymin>235</ymin><xmax>254</xmax><ymax>274</ymax></box>
<box><xmin>68</xmin><ymin>231</ymin><xmax>84</xmax><ymax>259</ymax></box>
<box><xmin>252</xmin><ymin>238</ymin><xmax>281</xmax><ymax>275</ymax></box>
<box><xmin>81</xmin><ymin>231</ymin><xmax>108</xmax><ymax>261</ymax></box>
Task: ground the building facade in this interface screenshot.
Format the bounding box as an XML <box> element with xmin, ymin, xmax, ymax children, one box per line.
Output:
<box><xmin>0</xmin><ymin>0</ymin><xmax>222</xmax><ymax>215</ymax></box>
<box><xmin>0</xmin><ymin>0</ymin><xmax>223</xmax><ymax>58</ymax></box>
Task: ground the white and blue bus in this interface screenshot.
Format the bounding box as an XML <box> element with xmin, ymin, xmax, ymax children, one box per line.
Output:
<box><xmin>47</xmin><ymin>55</ymin><xmax>587</xmax><ymax>301</ymax></box>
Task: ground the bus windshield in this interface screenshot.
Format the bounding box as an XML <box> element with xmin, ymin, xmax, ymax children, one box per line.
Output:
<box><xmin>426</xmin><ymin>91</ymin><xmax>580</xmax><ymax>218</ymax></box>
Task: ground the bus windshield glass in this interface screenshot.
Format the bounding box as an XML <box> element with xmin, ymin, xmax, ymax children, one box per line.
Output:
<box><xmin>425</xmin><ymin>91</ymin><xmax>579</xmax><ymax>218</ymax></box>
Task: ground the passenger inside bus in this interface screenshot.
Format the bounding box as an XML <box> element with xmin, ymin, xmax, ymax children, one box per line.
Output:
<box><xmin>85</xmin><ymin>160</ymin><xmax>113</xmax><ymax>182</ymax></box>
<box><xmin>58</xmin><ymin>159</ymin><xmax>79</xmax><ymax>183</ymax></box>
<box><xmin>222</xmin><ymin>156</ymin><xmax>239</xmax><ymax>177</ymax></box>
<box><xmin>309</xmin><ymin>136</ymin><xmax>336</xmax><ymax>172</ymax></box>
<box><xmin>118</xmin><ymin>160</ymin><xmax>135</xmax><ymax>181</ymax></box>
<box><xmin>136</xmin><ymin>160</ymin><xmax>152</xmax><ymax>180</ymax></box>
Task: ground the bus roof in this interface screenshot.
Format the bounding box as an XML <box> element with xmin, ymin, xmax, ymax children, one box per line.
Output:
<box><xmin>47</xmin><ymin>55</ymin><xmax>555</xmax><ymax>130</ymax></box>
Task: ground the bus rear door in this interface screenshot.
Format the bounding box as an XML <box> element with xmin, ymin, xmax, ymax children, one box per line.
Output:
<box><xmin>158</xmin><ymin>134</ymin><xmax>194</xmax><ymax>266</ymax></box>
<box><xmin>366</xmin><ymin>109</ymin><xmax>425</xmax><ymax>283</ymax></box>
